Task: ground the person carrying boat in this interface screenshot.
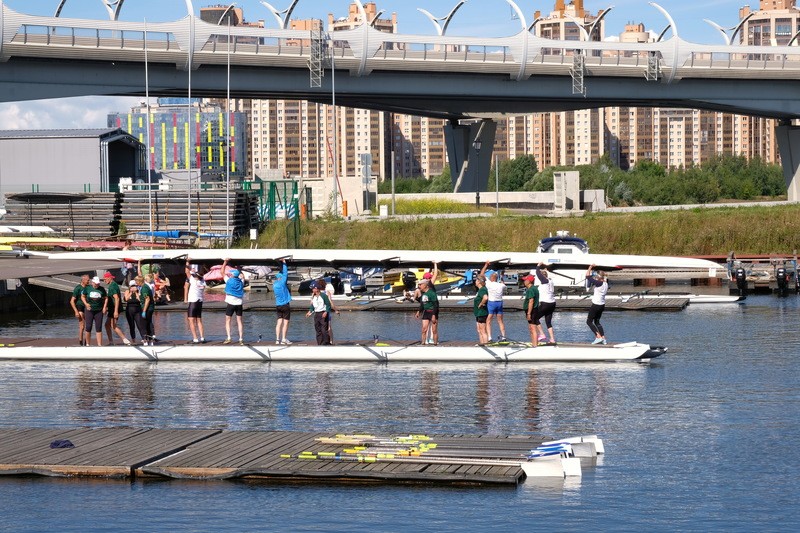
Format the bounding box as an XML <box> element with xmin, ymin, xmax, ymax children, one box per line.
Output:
<box><xmin>143</xmin><ymin>273</ymin><xmax>158</xmax><ymax>343</ymax></box>
<box><xmin>534</xmin><ymin>263</ymin><xmax>557</xmax><ymax>345</ymax></box>
<box><xmin>473</xmin><ymin>275</ymin><xmax>489</xmax><ymax>345</ymax></box>
<box><xmin>522</xmin><ymin>274</ymin><xmax>540</xmax><ymax>346</ymax></box>
<box><xmin>185</xmin><ymin>259</ymin><xmax>207</xmax><ymax>344</ymax></box>
<box><xmin>137</xmin><ymin>275</ymin><xmax>155</xmax><ymax>346</ymax></box>
<box><xmin>305</xmin><ymin>281</ymin><xmax>333</xmax><ymax>345</ymax></box>
<box><xmin>415</xmin><ymin>279</ymin><xmax>439</xmax><ymax>345</ymax></box>
<box><xmin>103</xmin><ymin>272</ymin><xmax>131</xmax><ymax>346</ymax></box>
<box><xmin>81</xmin><ymin>276</ymin><xmax>108</xmax><ymax>347</ymax></box>
<box><xmin>124</xmin><ymin>279</ymin><xmax>147</xmax><ymax>344</ymax></box>
<box><xmin>70</xmin><ymin>274</ymin><xmax>90</xmax><ymax>346</ymax></box>
<box><xmin>479</xmin><ymin>261</ymin><xmax>507</xmax><ymax>342</ymax></box>
<box><xmin>316</xmin><ymin>278</ymin><xmax>339</xmax><ymax>344</ymax></box>
<box><xmin>585</xmin><ymin>264</ymin><xmax>608</xmax><ymax>345</ymax></box>
<box><xmin>221</xmin><ymin>258</ymin><xmax>245</xmax><ymax>345</ymax></box>
<box><xmin>273</xmin><ymin>258</ymin><xmax>292</xmax><ymax>345</ymax></box>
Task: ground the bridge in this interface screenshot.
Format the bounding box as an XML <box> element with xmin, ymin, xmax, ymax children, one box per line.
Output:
<box><xmin>1</xmin><ymin>0</ymin><xmax>800</xmax><ymax>201</ymax></box>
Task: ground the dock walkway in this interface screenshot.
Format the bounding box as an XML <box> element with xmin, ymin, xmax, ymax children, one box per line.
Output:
<box><xmin>0</xmin><ymin>428</ymin><xmax>587</xmax><ymax>485</ymax></box>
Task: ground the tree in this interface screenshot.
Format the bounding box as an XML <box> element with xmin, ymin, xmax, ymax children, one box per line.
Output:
<box><xmin>428</xmin><ymin>166</ymin><xmax>453</xmax><ymax>193</ymax></box>
<box><xmin>487</xmin><ymin>156</ymin><xmax>538</xmax><ymax>191</ymax></box>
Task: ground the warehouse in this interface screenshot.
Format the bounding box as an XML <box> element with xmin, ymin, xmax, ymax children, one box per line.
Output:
<box><xmin>0</xmin><ymin>129</ymin><xmax>145</xmax><ymax>204</ymax></box>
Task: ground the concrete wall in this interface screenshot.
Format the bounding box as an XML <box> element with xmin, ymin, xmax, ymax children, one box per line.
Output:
<box><xmin>376</xmin><ymin>190</ymin><xmax>607</xmax><ymax>212</ymax></box>
<box><xmin>0</xmin><ymin>137</ymin><xmax>102</xmax><ymax>201</ymax></box>
<box><xmin>299</xmin><ymin>175</ymin><xmax>378</xmax><ymax>217</ymax></box>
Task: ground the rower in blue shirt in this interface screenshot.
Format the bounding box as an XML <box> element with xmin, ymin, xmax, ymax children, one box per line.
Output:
<box><xmin>274</xmin><ymin>259</ymin><xmax>292</xmax><ymax>345</ymax></box>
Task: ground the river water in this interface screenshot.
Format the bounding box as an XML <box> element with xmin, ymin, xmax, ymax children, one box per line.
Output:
<box><xmin>1</xmin><ymin>294</ymin><xmax>799</xmax><ymax>532</ymax></box>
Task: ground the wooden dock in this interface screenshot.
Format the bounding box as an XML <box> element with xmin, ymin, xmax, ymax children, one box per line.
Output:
<box><xmin>0</xmin><ymin>428</ymin><xmax>592</xmax><ymax>485</ymax></box>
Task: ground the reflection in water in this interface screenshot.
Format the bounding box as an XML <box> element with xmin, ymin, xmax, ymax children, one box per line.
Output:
<box><xmin>75</xmin><ymin>365</ymin><xmax>156</xmax><ymax>425</ymax></box>
<box><xmin>525</xmin><ymin>370</ymin><xmax>541</xmax><ymax>434</ymax></box>
<box><xmin>419</xmin><ymin>370</ymin><xmax>441</xmax><ymax>420</ymax></box>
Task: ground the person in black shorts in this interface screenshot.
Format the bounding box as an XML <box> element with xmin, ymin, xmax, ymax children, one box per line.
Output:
<box><xmin>81</xmin><ymin>276</ymin><xmax>107</xmax><ymax>347</ymax></box>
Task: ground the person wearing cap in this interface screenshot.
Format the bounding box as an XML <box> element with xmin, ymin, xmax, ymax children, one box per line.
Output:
<box><xmin>273</xmin><ymin>259</ymin><xmax>292</xmax><ymax>345</ymax></box>
<box><xmin>221</xmin><ymin>257</ymin><xmax>245</xmax><ymax>345</ymax></box>
<box><xmin>123</xmin><ymin>278</ymin><xmax>146</xmax><ymax>344</ymax></box>
<box><xmin>407</xmin><ymin>263</ymin><xmax>439</xmax><ymax>342</ymax></box>
<box><xmin>103</xmin><ymin>272</ymin><xmax>131</xmax><ymax>346</ymax></box>
<box><xmin>522</xmin><ymin>274</ymin><xmax>540</xmax><ymax>346</ymax></box>
<box><xmin>185</xmin><ymin>259</ymin><xmax>207</xmax><ymax>344</ymax></box>
<box><xmin>70</xmin><ymin>274</ymin><xmax>90</xmax><ymax>346</ymax></box>
<box><xmin>534</xmin><ymin>262</ymin><xmax>557</xmax><ymax>345</ymax></box>
<box><xmin>414</xmin><ymin>279</ymin><xmax>439</xmax><ymax>345</ymax></box>
<box><xmin>305</xmin><ymin>281</ymin><xmax>333</xmax><ymax>345</ymax></box>
<box><xmin>473</xmin><ymin>275</ymin><xmax>489</xmax><ymax>345</ymax></box>
<box><xmin>81</xmin><ymin>276</ymin><xmax>108</xmax><ymax>347</ymax></box>
<box><xmin>479</xmin><ymin>261</ymin><xmax>508</xmax><ymax>342</ymax></box>
<box><xmin>585</xmin><ymin>264</ymin><xmax>608</xmax><ymax>345</ymax></box>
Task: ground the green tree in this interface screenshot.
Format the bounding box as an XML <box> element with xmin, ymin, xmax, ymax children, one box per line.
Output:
<box><xmin>428</xmin><ymin>166</ymin><xmax>453</xmax><ymax>193</ymax></box>
<box><xmin>488</xmin><ymin>155</ymin><xmax>538</xmax><ymax>191</ymax></box>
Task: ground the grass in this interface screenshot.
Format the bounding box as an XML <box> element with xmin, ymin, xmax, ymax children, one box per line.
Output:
<box><xmin>376</xmin><ymin>198</ymin><xmax>493</xmax><ymax>215</ymax></box>
<box><xmin>256</xmin><ymin>203</ymin><xmax>800</xmax><ymax>256</ymax></box>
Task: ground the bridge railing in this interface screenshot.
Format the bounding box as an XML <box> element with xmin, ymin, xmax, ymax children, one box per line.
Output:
<box><xmin>6</xmin><ymin>10</ymin><xmax>800</xmax><ymax>81</ymax></box>
<box><xmin>17</xmin><ymin>24</ymin><xmax>178</xmax><ymax>51</ymax></box>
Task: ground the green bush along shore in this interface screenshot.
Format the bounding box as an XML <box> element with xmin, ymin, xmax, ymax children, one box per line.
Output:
<box><xmin>256</xmin><ymin>203</ymin><xmax>800</xmax><ymax>257</ymax></box>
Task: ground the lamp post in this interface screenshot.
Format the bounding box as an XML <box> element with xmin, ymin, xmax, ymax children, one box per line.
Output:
<box><xmin>495</xmin><ymin>153</ymin><xmax>499</xmax><ymax>216</ymax></box>
<box><xmin>472</xmin><ymin>138</ymin><xmax>482</xmax><ymax>209</ymax></box>
<box><xmin>390</xmin><ymin>149</ymin><xmax>395</xmax><ymax>216</ymax></box>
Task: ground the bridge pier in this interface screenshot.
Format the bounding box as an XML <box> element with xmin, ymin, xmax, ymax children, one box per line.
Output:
<box><xmin>446</xmin><ymin>119</ymin><xmax>497</xmax><ymax>193</ymax></box>
<box><xmin>775</xmin><ymin>122</ymin><xmax>800</xmax><ymax>202</ymax></box>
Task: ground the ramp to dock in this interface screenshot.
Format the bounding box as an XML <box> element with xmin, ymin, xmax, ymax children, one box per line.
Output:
<box><xmin>0</xmin><ymin>428</ymin><xmax>577</xmax><ymax>485</ymax></box>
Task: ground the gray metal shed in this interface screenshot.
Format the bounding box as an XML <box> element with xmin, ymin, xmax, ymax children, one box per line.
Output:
<box><xmin>0</xmin><ymin>128</ymin><xmax>145</xmax><ymax>205</ymax></box>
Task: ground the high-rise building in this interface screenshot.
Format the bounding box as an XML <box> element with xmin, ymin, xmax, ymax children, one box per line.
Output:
<box><xmin>492</xmin><ymin>2</ymin><xmax>781</xmax><ymax>172</ymax></box>
<box><xmin>739</xmin><ymin>0</ymin><xmax>799</xmax><ymax>46</ymax></box>
<box><xmin>108</xmin><ymin>98</ymin><xmax>248</xmax><ymax>182</ymax></box>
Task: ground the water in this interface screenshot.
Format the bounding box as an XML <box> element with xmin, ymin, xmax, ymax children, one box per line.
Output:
<box><xmin>1</xmin><ymin>295</ymin><xmax>799</xmax><ymax>532</ymax></box>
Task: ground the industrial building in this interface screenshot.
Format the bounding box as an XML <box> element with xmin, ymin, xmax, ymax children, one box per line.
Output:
<box><xmin>0</xmin><ymin>128</ymin><xmax>145</xmax><ymax>203</ymax></box>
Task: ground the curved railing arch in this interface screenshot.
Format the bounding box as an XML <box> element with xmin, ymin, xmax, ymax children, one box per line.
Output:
<box><xmin>418</xmin><ymin>1</ymin><xmax>467</xmax><ymax>36</ymax></box>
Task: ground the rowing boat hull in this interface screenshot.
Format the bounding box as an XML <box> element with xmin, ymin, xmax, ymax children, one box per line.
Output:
<box><xmin>0</xmin><ymin>341</ymin><xmax>664</xmax><ymax>363</ymax></box>
<box><xmin>46</xmin><ymin>247</ymin><xmax>721</xmax><ymax>273</ymax></box>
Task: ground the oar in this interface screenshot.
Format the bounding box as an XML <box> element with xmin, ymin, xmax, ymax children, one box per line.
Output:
<box><xmin>280</xmin><ymin>452</ymin><xmax>553</xmax><ymax>468</ymax></box>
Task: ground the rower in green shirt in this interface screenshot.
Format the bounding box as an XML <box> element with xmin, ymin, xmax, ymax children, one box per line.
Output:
<box><xmin>522</xmin><ymin>274</ymin><xmax>540</xmax><ymax>346</ymax></box>
<box><xmin>473</xmin><ymin>275</ymin><xmax>489</xmax><ymax>345</ymax></box>
<box><xmin>103</xmin><ymin>272</ymin><xmax>131</xmax><ymax>346</ymax></box>
<box><xmin>415</xmin><ymin>279</ymin><xmax>439</xmax><ymax>345</ymax></box>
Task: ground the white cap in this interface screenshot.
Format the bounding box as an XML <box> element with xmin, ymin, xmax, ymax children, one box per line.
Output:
<box><xmin>91</xmin><ymin>276</ymin><xmax>101</xmax><ymax>284</ymax></box>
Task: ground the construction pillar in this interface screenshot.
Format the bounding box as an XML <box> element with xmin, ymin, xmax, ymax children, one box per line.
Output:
<box><xmin>445</xmin><ymin>119</ymin><xmax>497</xmax><ymax>193</ymax></box>
<box><xmin>775</xmin><ymin>121</ymin><xmax>800</xmax><ymax>203</ymax></box>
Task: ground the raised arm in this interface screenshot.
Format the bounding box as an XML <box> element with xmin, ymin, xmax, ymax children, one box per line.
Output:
<box><xmin>431</xmin><ymin>262</ymin><xmax>439</xmax><ymax>285</ymax></box>
<box><xmin>479</xmin><ymin>261</ymin><xmax>490</xmax><ymax>277</ymax></box>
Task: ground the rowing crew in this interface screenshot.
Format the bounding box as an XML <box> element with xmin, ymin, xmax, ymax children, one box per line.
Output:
<box><xmin>470</xmin><ymin>262</ymin><xmax>608</xmax><ymax>346</ymax></box>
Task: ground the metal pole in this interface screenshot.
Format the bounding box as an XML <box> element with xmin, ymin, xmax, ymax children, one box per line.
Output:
<box><xmin>144</xmin><ymin>19</ymin><xmax>153</xmax><ymax>241</ymax></box>
<box><xmin>495</xmin><ymin>153</ymin><xmax>499</xmax><ymax>216</ymax></box>
<box><xmin>391</xmin><ymin>150</ymin><xmax>395</xmax><ymax>216</ymax></box>
<box><xmin>226</xmin><ymin>16</ymin><xmax>231</xmax><ymax>246</ymax></box>
<box><xmin>331</xmin><ymin>36</ymin><xmax>339</xmax><ymax>217</ymax></box>
<box><xmin>187</xmin><ymin>13</ymin><xmax>193</xmax><ymax>232</ymax></box>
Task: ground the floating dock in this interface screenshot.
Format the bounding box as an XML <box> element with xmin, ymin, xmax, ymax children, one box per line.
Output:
<box><xmin>0</xmin><ymin>428</ymin><xmax>603</xmax><ymax>484</ymax></box>
<box><xmin>0</xmin><ymin>337</ymin><xmax>665</xmax><ymax>363</ymax></box>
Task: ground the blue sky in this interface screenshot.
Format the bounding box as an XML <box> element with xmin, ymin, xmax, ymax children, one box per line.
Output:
<box><xmin>0</xmin><ymin>0</ymin><xmax>759</xmax><ymax>129</ymax></box>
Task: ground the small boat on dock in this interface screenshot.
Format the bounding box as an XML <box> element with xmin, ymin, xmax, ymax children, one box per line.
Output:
<box><xmin>0</xmin><ymin>337</ymin><xmax>665</xmax><ymax>363</ymax></box>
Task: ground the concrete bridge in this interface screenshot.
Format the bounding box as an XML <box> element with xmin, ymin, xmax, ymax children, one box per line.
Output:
<box><xmin>1</xmin><ymin>0</ymin><xmax>800</xmax><ymax>200</ymax></box>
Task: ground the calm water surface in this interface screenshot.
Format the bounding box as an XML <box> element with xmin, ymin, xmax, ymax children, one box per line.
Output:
<box><xmin>1</xmin><ymin>294</ymin><xmax>799</xmax><ymax>532</ymax></box>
